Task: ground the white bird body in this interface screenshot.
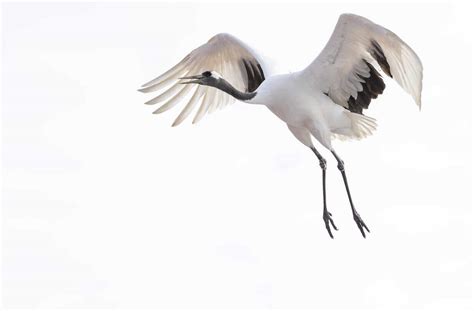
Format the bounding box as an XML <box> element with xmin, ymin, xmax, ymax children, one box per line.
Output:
<box><xmin>139</xmin><ymin>13</ymin><xmax>423</xmax><ymax>238</ymax></box>
<box><xmin>252</xmin><ymin>71</ymin><xmax>361</xmax><ymax>149</ymax></box>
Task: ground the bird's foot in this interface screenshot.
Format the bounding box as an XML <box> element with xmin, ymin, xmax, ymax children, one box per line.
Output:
<box><xmin>353</xmin><ymin>212</ymin><xmax>370</xmax><ymax>238</ymax></box>
<box><xmin>323</xmin><ymin>209</ymin><xmax>338</xmax><ymax>239</ymax></box>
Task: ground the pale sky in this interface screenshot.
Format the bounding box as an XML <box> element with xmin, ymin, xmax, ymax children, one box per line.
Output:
<box><xmin>2</xmin><ymin>1</ymin><xmax>472</xmax><ymax>309</ymax></box>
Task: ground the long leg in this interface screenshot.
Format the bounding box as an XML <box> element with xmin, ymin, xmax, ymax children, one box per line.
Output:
<box><xmin>287</xmin><ymin>125</ymin><xmax>337</xmax><ymax>238</ymax></box>
<box><xmin>331</xmin><ymin>150</ymin><xmax>370</xmax><ymax>238</ymax></box>
<box><xmin>311</xmin><ymin>147</ymin><xmax>338</xmax><ymax>238</ymax></box>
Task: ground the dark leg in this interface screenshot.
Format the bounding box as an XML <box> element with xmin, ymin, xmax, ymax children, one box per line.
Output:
<box><xmin>331</xmin><ymin>150</ymin><xmax>370</xmax><ymax>238</ymax></box>
<box><xmin>311</xmin><ymin>147</ymin><xmax>337</xmax><ymax>238</ymax></box>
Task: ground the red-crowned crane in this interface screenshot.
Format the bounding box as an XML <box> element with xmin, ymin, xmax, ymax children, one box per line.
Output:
<box><xmin>139</xmin><ymin>13</ymin><xmax>423</xmax><ymax>238</ymax></box>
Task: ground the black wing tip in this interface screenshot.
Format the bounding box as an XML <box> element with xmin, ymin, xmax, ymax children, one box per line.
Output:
<box><xmin>347</xmin><ymin>59</ymin><xmax>386</xmax><ymax>114</ymax></box>
<box><xmin>241</xmin><ymin>58</ymin><xmax>265</xmax><ymax>92</ymax></box>
<box><xmin>370</xmin><ymin>39</ymin><xmax>393</xmax><ymax>78</ymax></box>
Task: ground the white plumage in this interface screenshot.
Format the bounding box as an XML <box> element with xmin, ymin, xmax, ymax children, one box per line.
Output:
<box><xmin>304</xmin><ymin>13</ymin><xmax>422</xmax><ymax>107</ymax></box>
<box><xmin>139</xmin><ymin>13</ymin><xmax>423</xmax><ymax>238</ymax></box>
<box><xmin>139</xmin><ymin>33</ymin><xmax>267</xmax><ymax>125</ymax></box>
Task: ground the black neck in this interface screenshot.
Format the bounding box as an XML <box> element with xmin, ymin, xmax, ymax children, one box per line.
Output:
<box><xmin>215</xmin><ymin>79</ymin><xmax>257</xmax><ymax>101</ymax></box>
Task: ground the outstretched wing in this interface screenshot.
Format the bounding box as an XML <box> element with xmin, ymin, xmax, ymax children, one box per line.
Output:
<box><xmin>303</xmin><ymin>13</ymin><xmax>423</xmax><ymax>114</ymax></box>
<box><xmin>139</xmin><ymin>33</ymin><xmax>266</xmax><ymax>126</ymax></box>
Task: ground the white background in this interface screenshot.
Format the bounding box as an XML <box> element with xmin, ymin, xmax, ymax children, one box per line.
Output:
<box><xmin>2</xmin><ymin>1</ymin><xmax>472</xmax><ymax>309</ymax></box>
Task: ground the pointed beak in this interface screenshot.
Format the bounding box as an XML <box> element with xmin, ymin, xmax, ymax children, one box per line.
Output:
<box><xmin>178</xmin><ymin>74</ymin><xmax>203</xmax><ymax>84</ymax></box>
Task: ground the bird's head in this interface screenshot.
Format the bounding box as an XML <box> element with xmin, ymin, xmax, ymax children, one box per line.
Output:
<box><xmin>179</xmin><ymin>70</ymin><xmax>222</xmax><ymax>87</ymax></box>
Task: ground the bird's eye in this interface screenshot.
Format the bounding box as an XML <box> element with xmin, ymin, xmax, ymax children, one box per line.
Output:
<box><xmin>202</xmin><ymin>71</ymin><xmax>212</xmax><ymax>77</ymax></box>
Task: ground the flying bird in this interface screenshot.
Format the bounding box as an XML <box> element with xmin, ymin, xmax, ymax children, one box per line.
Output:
<box><xmin>138</xmin><ymin>14</ymin><xmax>423</xmax><ymax>238</ymax></box>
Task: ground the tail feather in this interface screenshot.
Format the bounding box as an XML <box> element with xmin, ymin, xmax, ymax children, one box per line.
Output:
<box><xmin>332</xmin><ymin>111</ymin><xmax>377</xmax><ymax>140</ymax></box>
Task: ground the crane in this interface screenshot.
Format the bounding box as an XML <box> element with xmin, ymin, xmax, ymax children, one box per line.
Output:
<box><xmin>138</xmin><ymin>13</ymin><xmax>423</xmax><ymax>238</ymax></box>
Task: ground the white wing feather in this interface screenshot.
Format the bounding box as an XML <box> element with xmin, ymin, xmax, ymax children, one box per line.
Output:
<box><xmin>139</xmin><ymin>33</ymin><xmax>266</xmax><ymax>126</ymax></box>
<box><xmin>303</xmin><ymin>13</ymin><xmax>423</xmax><ymax>109</ymax></box>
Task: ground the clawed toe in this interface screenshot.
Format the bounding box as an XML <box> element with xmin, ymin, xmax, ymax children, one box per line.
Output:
<box><xmin>353</xmin><ymin>212</ymin><xmax>370</xmax><ymax>238</ymax></box>
<box><xmin>323</xmin><ymin>210</ymin><xmax>338</xmax><ymax>238</ymax></box>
